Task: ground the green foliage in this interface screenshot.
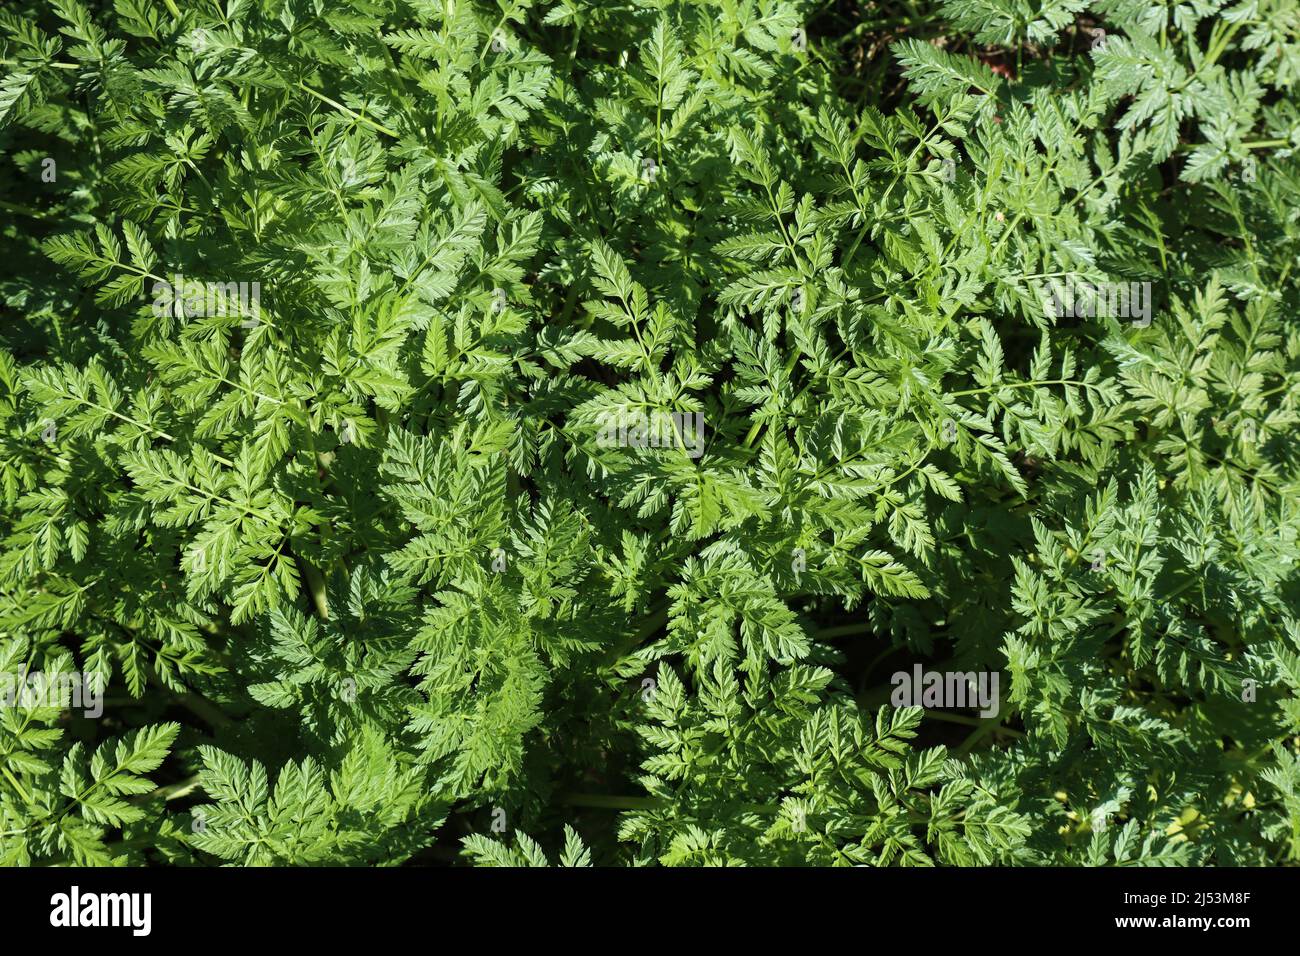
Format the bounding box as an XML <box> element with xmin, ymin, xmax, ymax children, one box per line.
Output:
<box><xmin>0</xmin><ymin>0</ymin><xmax>1297</xmax><ymax>867</ymax></box>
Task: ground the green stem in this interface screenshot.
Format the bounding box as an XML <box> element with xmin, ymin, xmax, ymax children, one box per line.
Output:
<box><xmin>1</xmin><ymin>765</ymin><xmax>33</xmax><ymax>805</ymax></box>
<box><xmin>301</xmin><ymin>560</ymin><xmax>330</xmax><ymax>621</ymax></box>
<box><xmin>132</xmin><ymin>773</ymin><xmax>201</xmax><ymax>804</ymax></box>
<box><xmin>297</xmin><ymin>82</ymin><xmax>399</xmax><ymax>139</ymax></box>
<box><xmin>0</xmin><ymin>199</ymin><xmax>52</xmax><ymax>219</ymax></box>
<box><xmin>0</xmin><ymin>58</ymin><xmax>78</xmax><ymax>69</ymax></box>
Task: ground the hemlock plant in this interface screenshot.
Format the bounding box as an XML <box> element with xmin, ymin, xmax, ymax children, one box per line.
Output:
<box><xmin>0</xmin><ymin>0</ymin><xmax>1297</xmax><ymax>868</ymax></box>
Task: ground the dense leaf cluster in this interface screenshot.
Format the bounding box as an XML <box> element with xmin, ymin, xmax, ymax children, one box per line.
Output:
<box><xmin>1</xmin><ymin>0</ymin><xmax>1298</xmax><ymax>866</ymax></box>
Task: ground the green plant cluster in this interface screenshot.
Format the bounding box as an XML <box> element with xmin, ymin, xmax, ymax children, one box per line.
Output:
<box><xmin>1</xmin><ymin>0</ymin><xmax>1298</xmax><ymax>867</ymax></box>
